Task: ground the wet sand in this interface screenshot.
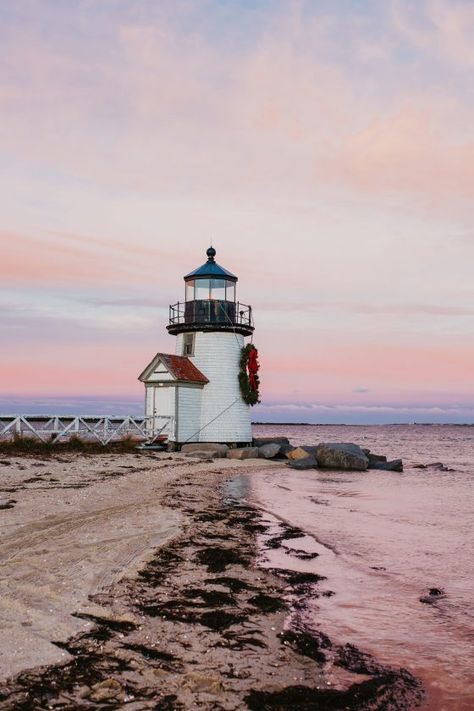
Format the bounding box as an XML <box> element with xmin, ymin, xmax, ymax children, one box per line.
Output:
<box><xmin>0</xmin><ymin>452</ymin><xmax>423</xmax><ymax>709</ymax></box>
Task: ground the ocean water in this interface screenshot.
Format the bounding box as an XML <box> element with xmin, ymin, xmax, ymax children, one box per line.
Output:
<box><xmin>251</xmin><ymin>424</ymin><xmax>474</xmax><ymax>710</ymax></box>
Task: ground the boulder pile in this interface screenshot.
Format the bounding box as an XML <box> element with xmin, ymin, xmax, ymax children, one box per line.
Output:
<box><xmin>181</xmin><ymin>438</ymin><xmax>403</xmax><ymax>472</ymax></box>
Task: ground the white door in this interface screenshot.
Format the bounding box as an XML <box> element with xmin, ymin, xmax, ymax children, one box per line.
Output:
<box><xmin>152</xmin><ymin>385</ymin><xmax>175</xmax><ymax>439</ymax></box>
<box><xmin>154</xmin><ymin>385</ymin><xmax>173</xmax><ymax>418</ymax></box>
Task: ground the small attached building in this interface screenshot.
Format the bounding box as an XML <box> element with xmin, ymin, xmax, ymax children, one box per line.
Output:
<box><xmin>138</xmin><ymin>353</ymin><xmax>209</xmax><ymax>443</ymax></box>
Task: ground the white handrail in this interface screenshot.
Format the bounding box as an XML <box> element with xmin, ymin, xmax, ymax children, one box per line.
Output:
<box><xmin>0</xmin><ymin>415</ymin><xmax>173</xmax><ymax>446</ymax></box>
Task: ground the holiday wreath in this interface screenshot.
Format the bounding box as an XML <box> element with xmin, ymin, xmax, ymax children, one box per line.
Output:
<box><xmin>239</xmin><ymin>344</ymin><xmax>261</xmax><ymax>406</ymax></box>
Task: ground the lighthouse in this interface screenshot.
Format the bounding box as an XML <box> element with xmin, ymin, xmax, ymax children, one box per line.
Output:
<box><xmin>138</xmin><ymin>247</ymin><xmax>256</xmax><ymax>446</ymax></box>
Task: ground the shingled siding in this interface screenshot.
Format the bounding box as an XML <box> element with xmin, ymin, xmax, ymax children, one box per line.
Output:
<box><xmin>176</xmin><ymin>385</ymin><xmax>202</xmax><ymax>443</ymax></box>
<box><xmin>175</xmin><ymin>332</ymin><xmax>252</xmax><ymax>443</ymax></box>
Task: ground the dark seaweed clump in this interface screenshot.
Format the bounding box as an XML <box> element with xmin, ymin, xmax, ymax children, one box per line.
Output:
<box><xmin>246</xmin><ymin>669</ymin><xmax>423</xmax><ymax>711</ymax></box>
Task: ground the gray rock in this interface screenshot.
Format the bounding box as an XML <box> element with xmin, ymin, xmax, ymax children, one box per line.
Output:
<box><xmin>371</xmin><ymin>459</ymin><xmax>403</xmax><ymax>472</ymax></box>
<box><xmin>279</xmin><ymin>444</ymin><xmax>296</xmax><ymax>457</ymax></box>
<box><xmin>258</xmin><ymin>443</ymin><xmax>281</xmax><ymax>459</ymax></box>
<box><xmin>185</xmin><ymin>452</ymin><xmax>215</xmax><ymax>460</ymax></box>
<box><xmin>413</xmin><ymin>461</ymin><xmax>452</xmax><ymax>471</ymax></box>
<box><xmin>367</xmin><ymin>453</ymin><xmax>388</xmax><ymax>467</ymax></box>
<box><xmin>227</xmin><ymin>447</ymin><xmax>260</xmax><ymax>460</ymax></box>
<box><xmin>419</xmin><ymin>587</ymin><xmax>446</xmax><ymax>604</ymax></box>
<box><xmin>315</xmin><ymin>443</ymin><xmax>369</xmax><ymax>471</ymax></box>
<box><xmin>288</xmin><ymin>456</ymin><xmax>318</xmax><ymax>470</ymax></box>
<box><xmin>181</xmin><ymin>443</ymin><xmax>229</xmax><ymax>458</ymax></box>
<box><xmin>253</xmin><ymin>436</ymin><xmax>290</xmax><ymax>447</ymax></box>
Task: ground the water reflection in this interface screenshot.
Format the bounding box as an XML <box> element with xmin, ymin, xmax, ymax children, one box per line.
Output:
<box><xmin>252</xmin><ymin>424</ymin><xmax>474</xmax><ymax>710</ymax></box>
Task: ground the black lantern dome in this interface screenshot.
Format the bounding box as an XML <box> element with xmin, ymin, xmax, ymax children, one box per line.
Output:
<box><xmin>167</xmin><ymin>247</ymin><xmax>254</xmax><ymax>336</ymax></box>
<box><xmin>184</xmin><ymin>246</ymin><xmax>237</xmax><ymax>281</ymax></box>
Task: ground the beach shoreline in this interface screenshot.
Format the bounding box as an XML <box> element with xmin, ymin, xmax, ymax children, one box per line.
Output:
<box><xmin>0</xmin><ymin>451</ymin><xmax>424</xmax><ymax>709</ymax></box>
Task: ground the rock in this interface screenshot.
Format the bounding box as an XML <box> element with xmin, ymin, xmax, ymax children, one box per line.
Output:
<box><xmin>0</xmin><ymin>500</ymin><xmax>16</xmax><ymax>510</ymax></box>
<box><xmin>371</xmin><ymin>459</ymin><xmax>403</xmax><ymax>472</ymax></box>
<box><xmin>315</xmin><ymin>443</ymin><xmax>369</xmax><ymax>471</ymax></box>
<box><xmin>258</xmin><ymin>443</ymin><xmax>281</xmax><ymax>459</ymax></box>
<box><xmin>286</xmin><ymin>446</ymin><xmax>317</xmax><ymax>461</ymax></box>
<box><xmin>253</xmin><ymin>436</ymin><xmax>290</xmax><ymax>447</ymax></box>
<box><xmin>288</xmin><ymin>456</ymin><xmax>318</xmax><ymax>470</ymax></box>
<box><xmin>420</xmin><ymin>587</ymin><xmax>446</xmax><ymax>604</ymax></box>
<box><xmin>181</xmin><ymin>443</ymin><xmax>228</xmax><ymax>458</ymax></box>
<box><xmin>185</xmin><ymin>452</ymin><xmax>215</xmax><ymax>460</ymax></box>
<box><xmin>414</xmin><ymin>461</ymin><xmax>452</xmax><ymax>471</ymax></box>
<box><xmin>227</xmin><ymin>447</ymin><xmax>259</xmax><ymax>460</ymax></box>
<box><xmin>367</xmin><ymin>453</ymin><xmax>387</xmax><ymax>467</ymax></box>
<box><xmin>180</xmin><ymin>672</ymin><xmax>223</xmax><ymax>693</ymax></box>
<box><xmin>429</xmin><ymin>462</ymin><xmax>445</xmax><ymax>470</ymax></box>
<box><xmin>279</xmin><ymin>444</ymin><xmax>296</xmax><ymax>457</ymax></box>
<box><xmin>89</xmin><ymin>678</ymin><xmax>123</xmax><ymax>702</ymax></box>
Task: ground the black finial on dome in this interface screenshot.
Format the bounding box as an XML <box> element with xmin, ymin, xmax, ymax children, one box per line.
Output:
<box><xmin>206</xmin><ymin>246</ymin><xmax>216</xmax><ymax>262</ymax></box>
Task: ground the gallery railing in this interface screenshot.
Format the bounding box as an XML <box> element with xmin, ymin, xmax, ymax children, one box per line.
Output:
<box><xmin>169</xmin><ymin>300</ymin><xmax>253</xmax><ymax>328</ymax></box>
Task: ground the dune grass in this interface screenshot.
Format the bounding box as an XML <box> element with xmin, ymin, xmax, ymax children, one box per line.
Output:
<box><xmin>0</xmin><ymin>434</ymin><xmax>143</xmax><ymax>457</ymax></box>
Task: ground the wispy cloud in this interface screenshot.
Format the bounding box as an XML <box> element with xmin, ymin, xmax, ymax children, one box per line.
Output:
<box><xmin>0</xmin><ymin>1</ymin><xmax>472</xmax><ymax>421</ymax></box>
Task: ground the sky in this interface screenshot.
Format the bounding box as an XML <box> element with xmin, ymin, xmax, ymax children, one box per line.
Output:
<box><xmin>0</xmin><ymin>0</ymin><xmax>473</xmax><ymax>424</ymax></box>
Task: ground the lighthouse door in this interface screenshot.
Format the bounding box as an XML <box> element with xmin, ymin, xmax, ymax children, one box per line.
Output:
<box><xmin>153</xmin><ymin>385</ymin><xmax>173</xmax><ymax>418</ymax></box>
<box><xmin>151</xmin><ymin>385</ymin><xmax>175</xmax><ymax>438</ymax></box>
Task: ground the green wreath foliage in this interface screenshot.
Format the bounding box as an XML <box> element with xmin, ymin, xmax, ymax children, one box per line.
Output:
<box><xmin>239</xmin><ymin>343</ymin><xmax>261</xmax><ymax>406</ymax></box>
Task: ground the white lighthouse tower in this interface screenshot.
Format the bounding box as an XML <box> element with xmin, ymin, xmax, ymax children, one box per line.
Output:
<box><xmin>138</xmin><ymin>247</ymin><xmax>255</xmax><ymax>446</ymax></box>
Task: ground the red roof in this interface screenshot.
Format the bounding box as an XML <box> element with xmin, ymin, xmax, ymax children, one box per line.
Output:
<box><xmin>156</xmin><ymin>354</ymin><xmax>209</xmax><ymax>384</ymax></box>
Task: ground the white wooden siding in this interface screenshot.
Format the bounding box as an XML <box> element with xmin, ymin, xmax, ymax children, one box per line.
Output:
<box><xmin>175</xmin><ymin>331</ymin><xmax>252</xmax><ymax>443</ymax></box>
<box><xmin>146</xmin><ymin>363</ymin><xmax>174</xmax><ymax>382</ymax></box>
<box><xmin>176</xmin><ymin>386</ymin><xmax>202</xmax><ymax>442</ymax></box>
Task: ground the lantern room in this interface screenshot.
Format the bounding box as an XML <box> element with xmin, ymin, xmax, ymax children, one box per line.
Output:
<box><xmin>167</xmin><ymin>247</ymin><xmax>254</xmax><ymax>337</ymax></box>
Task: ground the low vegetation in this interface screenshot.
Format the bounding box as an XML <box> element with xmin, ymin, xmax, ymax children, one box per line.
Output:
<box><xmin>0</xmin><ymin>434</ymin><xmax>142</xmax><ymax>457</ymax></box>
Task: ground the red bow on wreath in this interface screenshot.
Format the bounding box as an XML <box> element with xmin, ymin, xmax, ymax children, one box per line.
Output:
<box><xmin>247</xmin><ymin>347</ymin><xmax>259</xmax><ymax>391</ymax></box>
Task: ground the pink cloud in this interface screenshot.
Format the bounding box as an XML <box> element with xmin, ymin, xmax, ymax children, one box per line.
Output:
<box><xmin>261</xmin><ymin>342</ymin><xmax>474</xmax><ymax>400</ymax></box>
<box><xmin>317</xmin><ymin>103</ymin><xmax>474</xmax><ymax>200</ymax></box>
<box><xmin>2</xmin><ymin>341</ymin><xmax>147</xmax><ymax>396</ymax></box>
<box><xmin>1</xmin><ymin>231</ymin><xmax>173</xmax><ymax>288</ymax></box>
<box><xmin>0</xmin><ymin>2</ymin><xmax>471</xmax><ymax>211</ymax></box>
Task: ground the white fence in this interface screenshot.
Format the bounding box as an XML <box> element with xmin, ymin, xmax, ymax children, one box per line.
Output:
<box><xmin>0</xmin><ymin>415</ymin><xmax>173</xmax><ymax>446</ymax></box>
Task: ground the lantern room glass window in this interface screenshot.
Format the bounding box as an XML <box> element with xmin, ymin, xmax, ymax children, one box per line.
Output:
<box><xmin>185</xmin><ymin>277</ymin><xmax>237</xmax><ymax>302</ymax></box>
<box><xmin>210</xmin><ymin>279</ymin><xmax>226</xmax><ymax>301</ymax></box>
<box><xmin>225</xmin><ymin>280</ymin><xmax>236</xmax><ymax>302</ymax></box>
<box><xmin>194</xmin><ymin>279</ymin><xmax>210</xmax><ymax>300</ymax></box>
<box><xmin>185</xmin><ymin>280</ymin><xmax>195</xmax><ymax>301</ymax></box>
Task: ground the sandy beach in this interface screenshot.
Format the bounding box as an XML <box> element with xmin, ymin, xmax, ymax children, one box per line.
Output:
<box><xmin>0</xmin><ymin>449</ymin><xmax>425</xmax><ymax>710</ymax></box>
<box><xmin>0</xmin><ymin>451</ymin><xmax>274</xmax><ymax>681</ymax></box>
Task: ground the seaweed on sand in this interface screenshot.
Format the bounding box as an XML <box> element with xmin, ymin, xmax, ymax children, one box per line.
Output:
<box><xmin>248</xmin><ymin>593</ymin><xmax>286</xmax><ymax>614</ymax></box>
<box><xmin>246</xmin><ymin>670</ymin><xmax>424</xmax><ymax>711</ymax></box>
<box><xmin>196</xmin><ymin>546</ymin><xmax>251</xmax><ymax>572</ymax></box>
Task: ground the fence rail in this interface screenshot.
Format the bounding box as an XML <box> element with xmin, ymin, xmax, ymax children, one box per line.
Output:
<box><xmin>0</xmin><ymin>415</ymin><xmax>173</xmax><ymax>446</ymax></box>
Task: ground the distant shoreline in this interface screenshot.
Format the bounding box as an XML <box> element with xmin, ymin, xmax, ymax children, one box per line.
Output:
<box><xmin>252</xmin><ymin>421</ymin><xmax>474</xmax><ymax>426</ymax></box>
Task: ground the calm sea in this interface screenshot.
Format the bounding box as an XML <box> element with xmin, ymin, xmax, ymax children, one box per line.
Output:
<box><xmin>251</xmin><ymin>424</ymin><xmax>474</xmax><ymax>710</ymax></box>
